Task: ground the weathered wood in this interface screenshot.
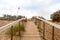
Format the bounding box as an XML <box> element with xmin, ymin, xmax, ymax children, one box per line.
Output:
<box><xmin>11</xmin><ymin>26</ymin><xmax>13</xmax><ymax>40</ymax></box>
<box><xmin>43</xmin><ymin>22</ymin><xmax>45</xmax><ymax>40</ymax></box>
<box><xmin>36</xmin><ymin>17</ymin><xmax>60</xmax><ymax>40</ymax></box>
<box><xmin>19</xmin><ymin>21</ymin><xmax>21</xmax><ymax>40</ymax></box>
<box><xmin>19</xmin><ymin>21</ymin><xmax>20</xmax><ymax>36</ymax></box>
<box><xmin>36</xmin><ymin>17</ymin><xmax>60</xmax><ymax>29</ymax></box>
<box><xmin>52</xmin><ymin>26</ymin><xmax>54</xmax><ymax>40</ymax></box>
<box><xmin>0</xmin><ymin>18</ymin><xmax>26</xmax><ymax>33</ymax></box>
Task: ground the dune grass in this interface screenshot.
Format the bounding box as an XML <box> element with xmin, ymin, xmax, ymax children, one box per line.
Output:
<box><xmin>5</xmin><ymin>21</ymin><xmax>25</xmax><ymax>36</ymax></box>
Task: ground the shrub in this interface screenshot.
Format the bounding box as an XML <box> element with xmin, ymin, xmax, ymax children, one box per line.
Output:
<box><xmin>50</xmin><ymin>10</ymin><xmax>60</xmax><ymax>22</ymax></box>
<box><xmin>6</xmin><ymin>22</ymin><xmax>25</xmax><ymax>36</ymax></box>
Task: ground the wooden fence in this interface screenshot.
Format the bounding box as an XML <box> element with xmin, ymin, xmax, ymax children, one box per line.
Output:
<box><xmin>35</xmin><ymin>17</ymin><xmax>60</xmax><ymax>40</ymax></box>
<box><xmin>0</xmin><ymin>18</ymin><xmax>26</xmax><ymax>40</ymax></box>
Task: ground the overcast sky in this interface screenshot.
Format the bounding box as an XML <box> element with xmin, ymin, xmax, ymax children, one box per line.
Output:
<box><xmin>0</xmin><ymin>0</ymin><xmax>60</xmax><ymax>19</ymax></box>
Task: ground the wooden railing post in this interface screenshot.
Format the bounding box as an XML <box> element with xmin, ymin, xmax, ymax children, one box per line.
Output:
<box><xmin>19</xmin><ymin>21</ymin><xmax>20</xmax><ymax>36</ymax></box>
<box><xmin>52</xmin><ymin>26</ymin><xmax>54</xmax><ymax>40</ymax></box>
<box><xmin>11</xmin><ymin>26</ymin><xmax>13</xmax><ymax>40</ymax></box>
<box><xmin>39</xmin><ymin>20</ymin><xmax>42</xmax><ymax>33</ymax></box>
<box><xmin>38</xmin><ymin>20</ymin><xmax>41</xmax><ymax>32</ymax></box>
<box><xmin>38</xmin><ymin>20</ymin><xmax>42</xmax><ymax>38</ymax></box>
<box><xmin>35</xmin><ymin>18</ymin><xmax>38</xmax><ymax>25</ymax></box>
<box><xmin>43</xmin><ymin>22</ymin><xmax>45</xmax><ymax>40</ymax></box>
<box><xmin>19</xmin><ymin>21</ymin><xmax>22</xmax><ymax>40</ymax></box>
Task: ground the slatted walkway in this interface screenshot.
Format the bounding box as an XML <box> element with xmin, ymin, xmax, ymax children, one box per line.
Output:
<box><xmin>22</xmin><ymin>21</ymin><xmax>41</xmax><ymax>40</ymax></box>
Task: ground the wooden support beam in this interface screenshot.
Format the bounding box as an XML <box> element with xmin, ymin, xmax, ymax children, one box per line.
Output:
<box><xmin>11</xmin><ymin>26</ymin><xmax>13</xmax><ymax>40</ymax></box>
<box><xmin>43</xmin><ymin>22</ymin><xmax>45</xmax><ymax>40</ymax></box>
<box><xmin>52</xmin><ymin>26</ymin><xmax>54</xmax><ymax>40</ymax></box>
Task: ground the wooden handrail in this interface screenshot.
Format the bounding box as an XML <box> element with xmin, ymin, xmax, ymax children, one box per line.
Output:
<box><xmin>36</xmin><ymin>17</ymin><xmax>60</xmax><ymax>40</ymax></box>
<box><xmin>36</xmin><ymin>17</ymin><xmax>60</xmax><ymax>29</ymax></box>
<box><xmin>0</xmin><ymin>18</ymin><xmax>26</xmax><ymax>33</ymax></box>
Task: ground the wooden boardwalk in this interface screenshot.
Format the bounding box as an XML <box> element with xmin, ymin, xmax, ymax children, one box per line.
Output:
<box><xmin>22</xmin><ymin>21</ymin><xmax>41</xmax><ymax>40</ymax></box>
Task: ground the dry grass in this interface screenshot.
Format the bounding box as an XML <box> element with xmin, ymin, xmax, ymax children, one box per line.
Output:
<box><xmin>0</xmin><ymin>20</ymin><xmax>12</xmax><ymax>27</ymax></box>
<box><xmin>0</xmin><ymin>21</ymin><xmax>26</xmax><ymax>40</ymax></box>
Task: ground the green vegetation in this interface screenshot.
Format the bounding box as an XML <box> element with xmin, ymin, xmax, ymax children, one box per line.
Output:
<box><xmin>0</xmin><ymin>14</ymin><xmax>25</xmax><ymax>21</ymax></box>
<box><xmin>6</xmin><ymin>21</ymin><xmax>25</xmax><ymax>36</ymax></box>
<box><xmin>51</xmin><ymin>10</ymin><xmax>60</xmax><ymax>22</ymax></box>
<box><xmin>31</xmin><ymin>16</ymin><xmax>36</xmax><ymax>19</ymax></box>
